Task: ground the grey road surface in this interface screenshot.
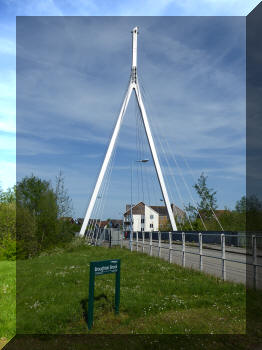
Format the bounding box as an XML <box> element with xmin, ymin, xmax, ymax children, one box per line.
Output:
<box><xmin>121</xmin><ymin>239</ymin><xmax>262</xmax><ymax>288</ymax></box>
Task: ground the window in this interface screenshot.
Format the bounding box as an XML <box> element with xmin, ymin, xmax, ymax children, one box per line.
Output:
<box><xmin>141</xmin><ymin>228</ymin><xmax>144</xmax><ymax>231</ymax></box>
<box><xmin>141</xmin><ymin>219</ymin><xmax>144</xmax><ymax>223</ymax></box>
<box><xmin>150</xmin><ymin>223</ymin><xmax>153</xmax><ymax>228</ymax></box>
<box><xmin>150</xmin><ymin>215</ymin><xmax>154</xmax><ymax>219</ymax></box>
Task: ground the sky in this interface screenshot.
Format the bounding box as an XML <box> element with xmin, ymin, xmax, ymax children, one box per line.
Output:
<box><xmin>0</xmin><ymin>0</ymin><xmax>261</xmax><ymax>220</ymax></box>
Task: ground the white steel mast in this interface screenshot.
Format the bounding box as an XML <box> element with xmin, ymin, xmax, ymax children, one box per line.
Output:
<box><xmin>80</xmin><ymin>27</ymin><xmax>177</xmax><ymax>236</ymax></box>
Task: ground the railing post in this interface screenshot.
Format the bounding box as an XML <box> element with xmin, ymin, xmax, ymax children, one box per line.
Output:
<box><xmin>169</xmin><ymin>232</ymin><xmax>172</xmax><ymax>263</ymax></box>
<box><xmin>121</xmin><ymin>230</ymin><xmax>123</xmax><ymax>248</ymax></box>
<box><xmin>221</xmin><ymin>234</ymin><xmax>226</xmax><ymax>280</ymax></box>
<box><xmin>182</xmin><ymin>232</ymin><xmax>185</xmax><ymax>267</ymax></box>
<box><xmin>149</xmin><ymin>231</ymin><xmax>153</xmax><ymax>256</ymax></box>
<box><xmin>130</xmin><ymin>231</ymin><xmax>133</xmax><ymax>252</ymax></box>
<box><xmin>136</xmin><ymin>231</ymin><xmax>139</xmax><ymax>252</ymax></box>
<box><xmin>158</xmin><ymin>231</ymin><xmax>161</xmax><ymax>257</ymax></box>
<box><xmin>252</xmin><ymin>234</ymin><xmax>257</xmax><ymax>290</ymax></box>
<box><xmin>199</xmin><ymin>232</ymin><xmax>203</xmax><ymax>271</ymax></box>
<box><xmin>142</xmin><ymin>231</ymin><xmax>145</xmax><ymax>253</ymax></box>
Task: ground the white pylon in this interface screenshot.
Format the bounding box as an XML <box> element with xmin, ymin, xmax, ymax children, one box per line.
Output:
<box><xmin>80</xmin><ymin>27</ymin><xmax>177</xmax><ymax>237</ymax></box>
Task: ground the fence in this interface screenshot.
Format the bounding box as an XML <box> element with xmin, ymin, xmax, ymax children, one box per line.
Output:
<box><xmin>97</xmin><ymin>230</ymin><xmax>262</xmax><ymax>289</ymax></box>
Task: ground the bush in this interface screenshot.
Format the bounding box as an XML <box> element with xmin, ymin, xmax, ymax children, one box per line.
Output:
<box><xmin>0</xmin><ymin>202</ymin><xmax>16</xmax><ymax>241</ymax></box>
<box><xmin>0</xmin><ymin>237</ymin><xmax>17</xmax><ymax>261</ymax></box>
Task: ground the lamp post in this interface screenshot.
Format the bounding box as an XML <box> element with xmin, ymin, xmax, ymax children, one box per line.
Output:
<box><xmin>118</xmin><ymin>211</ymin><xmax>125</xmax><ymax>239</ymax></box>
<box><xmin>130</xmin><ymin>159</ymin><xmax>149</xmax><ymax>237</ymax></box>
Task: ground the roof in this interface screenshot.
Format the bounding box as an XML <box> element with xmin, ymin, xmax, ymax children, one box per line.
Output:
<box><xmin>150</xmin><ymin>204</ymin><xmax>185</xmax><ymax>217</ymax></box>
<box><xmin>124</xmin><ymin>202</ymin><xmax>160</xmax><ymax>216</ymax></box>
<box><xmin>124</xmin><ymin>202</ymin><xmax>145</xmax><ymax>216</ymax></box>
<box><xmin>99</xmin><ymin>221</ymin><xmax>108</xmax><ymax>228</ymax></box>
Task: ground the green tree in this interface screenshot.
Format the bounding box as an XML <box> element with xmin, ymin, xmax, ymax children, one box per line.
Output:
<box><xmin>0</xmin><ymin>186</ymin><xmax>16</xmax><ymax>260</ymax></box>
<box><xmin>17</xmin><ymin>175</ymin><xmax>61</xmax><ymax>255</ymax></box>
<box><xmin>55</xmin><ymin>170</ymin><xmax>73</xmax><ymax>218</ymax></box>
<box><xmin>0</xmin><ymin>185</ymin><xmax>16</xmax><ymax>203</ymax></box>
<box><xmin>235</xmin><ymin>196</ymin><xmax>246</xmax><ymax>213</ymax></box>
<box><xmin>16</xmin><ymin>206</ymin><xmax>37</xmax><ymax>258</ymax></box>
<box><xmin>55</xmin><ymin>171</ymin><xmax>75</xmax><ymax>242</ymax></box>
<box><xmin>246</xmin><ymin>195</ymin><xmax>262</xmax><ymax>232</ymax></box>
<box><xmin>16</xmin><ymin>175</ymin><xmax>51</xmax><ymax>216</ymax></box>
<box><xmin>186</xmin><ymin>172</ymin><xmax>218</xmax><ymax>222</ymax></box>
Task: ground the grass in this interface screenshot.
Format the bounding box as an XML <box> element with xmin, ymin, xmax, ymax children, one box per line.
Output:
<box><xmin>0</xmin><ymin>260</ymin><xmax>16</xmax><ymax>349</ymax></box>
<box><xmin>15</xmin><ymin>241</ymin><xmax>246</xmax><ymax>335</ymax></box>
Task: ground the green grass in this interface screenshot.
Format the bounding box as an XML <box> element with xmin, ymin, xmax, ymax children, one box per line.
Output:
<box><xmin>0</xmin><ymin>260</ymin><xmax>16</xmax><ymax>348</ymax></box>
<box><xmin>15</xmin><ymin>241</ymin><xmax>246</xmax><ymax>335</ymax></box>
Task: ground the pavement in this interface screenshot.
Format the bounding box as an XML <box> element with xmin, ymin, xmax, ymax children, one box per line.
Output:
<box><xmin>120</xmin><ymin>239</ymin><xmax>262</xmax><ymax>289</ymax></box>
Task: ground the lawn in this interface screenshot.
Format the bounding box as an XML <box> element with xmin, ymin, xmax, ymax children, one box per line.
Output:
<box><xmin>15</xmin><ymin>241</ymin><xmax>246</xmax><ymax>335</ymax></box>
<box><xmin>0</xmin><ymin>260</ymin><xmax>15</xmax><ymax>349</ymax></box>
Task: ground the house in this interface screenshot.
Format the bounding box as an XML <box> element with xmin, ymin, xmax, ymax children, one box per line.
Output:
<box><xmin>108</xmin><ymin>219</ymin><xmax>122</xmax><ymax>228</ymax></box>
<box><xmin>76</xmin><ymin>218</ymin><xmax>122</xmax><ymax>230</ymax></box>
<box><xmin>124</xmin><ymin>202</ymin><xmax>159</xmax><ymax>232</ymax></box>
<box><xmin>124</xmin><ymin>202</ymin><xmax>186</xmax><ymax>231</ymax></box>
<box><xmin>76</xmin><ymin>218</ymin><xmax>84</xmax><ymax>225</ymax></box>
<box><xmin>151</xmin><ymin>204</ymin><xmax>186</xmax><ymax>229</ymax></box>
<box><xmin>60</xmin><ymin>217</ymin><xmax>75</xmax><ymax>224</ymax></box>
<box><xmin>100</xmin><ymin>219</ymin><xmax>122</xmax><ymax>229</ymax></box>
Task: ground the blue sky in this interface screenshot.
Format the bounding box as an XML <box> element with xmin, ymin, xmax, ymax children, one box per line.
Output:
<box><xmin>0</xmin><ymin>1</ymin><xmax>260</xmax><ymax>220</ymax></box>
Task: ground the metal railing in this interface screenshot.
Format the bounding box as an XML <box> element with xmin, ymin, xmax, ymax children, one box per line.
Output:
<box><xmin>91</xmin><ymin>228</ymin><xmax>262</xmax><ymax>289</ymax></box>
<box><xmin>118</xmin><ymin>231</ymin><xmax>262</xmax><ymax>289</ymax></box>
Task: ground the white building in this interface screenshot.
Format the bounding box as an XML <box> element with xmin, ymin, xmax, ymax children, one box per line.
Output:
<box><xmin>124</xmin><ymin>202</ymin><xmax>159</xmax><ymax>232</ymax></box>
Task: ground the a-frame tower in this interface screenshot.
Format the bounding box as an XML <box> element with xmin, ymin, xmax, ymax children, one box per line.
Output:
<box><xmin>80</xmin><ymin>27</ymin><xmax>177</xmax><ymax>236</ymax></box>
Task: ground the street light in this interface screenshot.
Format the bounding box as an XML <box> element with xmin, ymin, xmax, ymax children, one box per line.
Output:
<box><xmin>130</xmin><ymin>159</ymin><xmax>149</xmax><ymax>237</ymax></box>
<box><xmin>118</xmin><ymin>211</ymin><xmax>125</xmax><ymax>233</ymax></box>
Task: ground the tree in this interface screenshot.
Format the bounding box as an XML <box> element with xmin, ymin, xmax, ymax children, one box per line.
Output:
<box><xmin>186</xmin><ymin>172</ymin><xmax>218</xmax><ymax>222</ymax></box>
<box><xmin>0</xmin><ymin>186</ymin><xmax>16</xmax><ymax>260</ymax></box>
<box><xmin>55</xmin><ymin>171</ymin><xmax>76</xmax><ymax>242</ymax></box>
<box><xmin>16</xmin><ymin>175</ymin><xmax>52</xmax><ymax>216</ymax></box>
<box><xmin>245</xmin><ymin>195</ymin><xmax>262</xmax><ymax>232</ymax></box>
<box><xmin>0</xmin><ymin>186</ymin><xmax>16</xmax><ymax>240</ymax></box>
<box><xmin>16</xmin><ymin>175</ymin><xmax>60</xmax><ymax>254</ymax></box>
<box><xmin>0</xmin><ymin>185</ymin><xmax>16</xmax><ymax>203</ymax></box>
<box><xmin>235</xmin><ymin>196</ymin><xmax>246</xmax><ymax>213</ymax></box>
<box><xmin>55</xmin><ymin>170</ymin><xmax>73</xmax><ymax>218</ymax></box>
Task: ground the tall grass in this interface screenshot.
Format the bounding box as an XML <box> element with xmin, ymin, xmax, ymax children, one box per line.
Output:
<box><xmin>15</xmin><ymin>242</ymin><xmax>245</xmax><ymax>334</ymax></box>
<box><xmin>0</xmin><ymin>260</ymin><xmax>15</xmax><ymax>348</ymax></box>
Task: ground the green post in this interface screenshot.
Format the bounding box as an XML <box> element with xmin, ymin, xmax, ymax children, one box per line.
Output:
<box><xmin>87</xmin><ymin>259</ymin><xmax>121</xmax><ymax>330</ymax></box>
<box><xmin>115</xmin><ymin>260</ymin><xmax>121</xmax><ymax>314</ymax></box>
<box><xmin>87</xmin><ymin>262</ymin><xmax>95</xmax><ymax>330</ymax></box>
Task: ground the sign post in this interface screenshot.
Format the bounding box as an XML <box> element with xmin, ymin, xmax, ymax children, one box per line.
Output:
<box><xmin>87</xmin><ymin>259</ymin><xmax>121</xmax><ymax>330</ymax></box>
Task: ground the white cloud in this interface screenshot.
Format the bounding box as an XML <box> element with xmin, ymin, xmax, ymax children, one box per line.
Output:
<box><xmin>0</xmin><ymin>15</ymin><xmax>247</xmax><ymax>215</ymax></box>
<box><xmin>0</xmin><ymin>161</ymin><xmax>16</xmax><ymax>190</ymax></box>
<box><xmin>0</xmin><ymin>37</ymin><xmax>16</xmax><ymax>56</ymax></box>
<box><xmin>171</xmin><ymin>0</ymin><xmax>260</xmax><ymax>15</ymax></box>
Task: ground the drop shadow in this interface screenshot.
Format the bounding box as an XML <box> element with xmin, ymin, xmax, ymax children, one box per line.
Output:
<box><xmin>80</xmin><ymin>293</ymin><xmax>109</xmax><ymax>325</ymax></box>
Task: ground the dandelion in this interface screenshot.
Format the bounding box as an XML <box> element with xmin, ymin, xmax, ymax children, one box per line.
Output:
<box><xmin>29</xmin><ymin>300</ymin><xmax>41</xmax><ymax>309</ymax></box>
<box><xmin>2</xmin><ymin>284</ymin><xmax>8</xmax><ymax>294</ymax></box>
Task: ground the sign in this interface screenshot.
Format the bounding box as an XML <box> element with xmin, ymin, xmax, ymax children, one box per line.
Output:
<box><xmin>88</xmin><ymin>259</ymin><xmax>121</xmax><ymax>330</ymax></box>
<box><xmin>93</xmin><ymin>259</ymin><xmax>119</xmax><ymax>275</ymax></box>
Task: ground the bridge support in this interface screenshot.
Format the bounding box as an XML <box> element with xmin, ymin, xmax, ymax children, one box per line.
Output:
<box><xmin>80</xmin><ymin>27</ymin><xmax>177</xmax><ymax>237</ymax></box>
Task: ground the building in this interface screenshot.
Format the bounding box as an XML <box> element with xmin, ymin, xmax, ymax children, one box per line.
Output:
<box><xmin>124</xmin><ymin>202</ymin><xmax>159</xmax><ymax>232</ymax></box>
<box><xmin>76</xmin><ymin>218</ymin><xmax>121</xmax><ymax>229</ymax></box>
<box><xmin>124</xmin><ymin>202</ymin><xmax>185</xmax><ymax>231</ymax></box>
<box><xmin>151</xmin><ymin>204</ymin><xmax>186</xmax><ymax>229</ymax></box>
<box><xmin>60</xmin><ymin>217</ymin><xmax>75</xmax><ymax>224</ymax></box>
